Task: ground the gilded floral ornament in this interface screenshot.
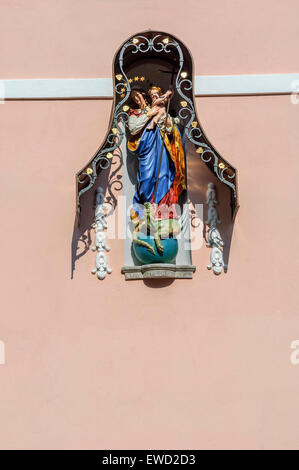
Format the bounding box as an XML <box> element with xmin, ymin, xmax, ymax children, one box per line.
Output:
<box><xmin>86</xmin><ymin>168</ymin><xmax>93</xmax><ymax>175</ymax></box>
<box><xmin>180</xmin><ymin>101</ymin><xmax>188</xmax><ymax>107</ymax></box>
<box><xmin>196</xmin><ymin>147</ymin><xmax>203</xmax><ymax>154</ymax></box>
<box><xmin>115</xmin><ymin>74</ymin><xmax>122</xmax><ymax>81</ymax></box>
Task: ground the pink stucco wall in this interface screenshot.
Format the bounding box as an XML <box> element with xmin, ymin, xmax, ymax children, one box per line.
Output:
<box><xmin>0</xmin><ymin>0</ymin><xmax>299</xmax><ymax>450</ymax></box>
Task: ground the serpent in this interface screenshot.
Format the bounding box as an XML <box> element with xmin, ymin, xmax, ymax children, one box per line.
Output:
<box><xmin>131</xmin><ymin>202</ymin><xmax>181</xmax><ymax>255</ymax></box>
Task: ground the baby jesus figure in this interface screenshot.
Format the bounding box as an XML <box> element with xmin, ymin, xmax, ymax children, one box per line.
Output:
<box><xmin>146</xmin><ymin>86</ymin><xmax>173</xmax><ymax>131</ymax></box>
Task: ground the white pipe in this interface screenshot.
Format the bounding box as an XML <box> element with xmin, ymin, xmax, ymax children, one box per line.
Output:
<box><xmin>1</xmin><ymin>74</ymin><xmax>298</xmax><ymax>100</ymax></box>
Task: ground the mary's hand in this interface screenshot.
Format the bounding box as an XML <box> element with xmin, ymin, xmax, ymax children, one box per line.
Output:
<box><xmin>147</xmin><ymin>105</ymin><xmax>160</xmax><ymax>118</ymax></box>
<box><xmin>165</xmin><ymin>89</ymin><xmax>173</xmax><ymax>99</ymax></box>
<box><xmin>159</xmin><ymin>90</ymin><xmax>173</xmax><ymax>104</ymax></box>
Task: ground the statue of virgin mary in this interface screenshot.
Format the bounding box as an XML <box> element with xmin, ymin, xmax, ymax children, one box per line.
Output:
<box><xmin>127</xmin><ymin>85</ymin><xmax>186</xmax><ymax>263</ymax></box>
<box><xmin>127</xmin><ymin>86</ymin><xmax>186</xmax><ymax>221</ymax></box>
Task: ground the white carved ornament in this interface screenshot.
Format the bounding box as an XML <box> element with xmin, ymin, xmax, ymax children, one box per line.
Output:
<box><xmin>205</xmin><ymin>183</ymin><xmax>227</xmax><ymax>275</ymax></box>
<box><xmin>91</xmin><ymin>187</ymin><xmax>112</xmax><ymax>280</ymax></box>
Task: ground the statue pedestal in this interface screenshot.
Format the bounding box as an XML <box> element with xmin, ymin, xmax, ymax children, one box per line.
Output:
<box><xmin>121</xmin><ymin>264</ymin><xmax>196</xmax><ymax>280</ymax></box>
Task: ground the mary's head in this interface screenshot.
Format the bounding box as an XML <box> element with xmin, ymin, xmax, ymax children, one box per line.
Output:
<box><xmin>129</xmin><ymin>87</ymin><xmax>148</xmax><ymax>110</ymax></box>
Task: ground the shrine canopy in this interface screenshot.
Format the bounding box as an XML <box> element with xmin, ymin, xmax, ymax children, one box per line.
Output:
<box><xmin>76</xmin><ymin>30</ymin><xmax>239</xmax><ymax>221</ymax></box>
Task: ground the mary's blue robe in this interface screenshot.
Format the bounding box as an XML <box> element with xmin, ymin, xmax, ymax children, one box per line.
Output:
<box><xmin>131</xmin><ymin>125</ymin><xmax>176</xmax><ymax>216</ymax></box>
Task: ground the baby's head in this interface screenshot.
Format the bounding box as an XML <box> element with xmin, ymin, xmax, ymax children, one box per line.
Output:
<box><xmin>148</xmin><ymin>86</ymin><xmax>163</xmax><ymax>104</ymax></box>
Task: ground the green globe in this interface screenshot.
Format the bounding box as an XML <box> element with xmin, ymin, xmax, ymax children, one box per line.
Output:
<box><xmin>133</xmin><ymin>233</ymin><xmax>178</xmax><ymax>265</ymax></box>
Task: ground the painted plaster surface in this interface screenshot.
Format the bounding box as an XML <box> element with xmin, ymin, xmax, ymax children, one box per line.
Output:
<box><xmin>0</xmin><ymin>0</ymin><xmax>298</xmax><ymax>450</ymax></box>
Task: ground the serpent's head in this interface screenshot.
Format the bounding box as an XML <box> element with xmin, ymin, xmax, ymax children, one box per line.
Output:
<box><xmin>143</xmin><ymin>202</ymin><xmax>153</xmax><ymax>213</ymax></box>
